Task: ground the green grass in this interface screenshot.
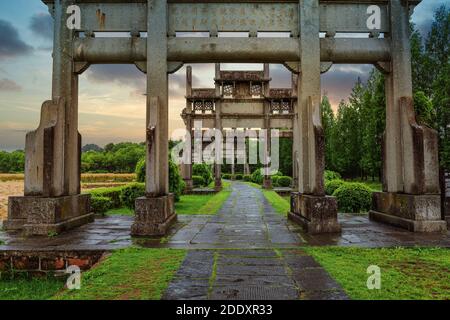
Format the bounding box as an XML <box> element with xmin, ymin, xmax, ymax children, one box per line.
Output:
<box><xmin>305</xmin><ymin>247</ymin><xmax>450</xmax><ymax>300</ymax></box>
<box><xmin>0</xmin><ymin>277</ymin><xmax>64</xmax><ymax>300</ymax></box>
<box><xmin>175</xmin><ymin>190</ymin><xmax>231</xmax><ymax>215</ymax></box>
<box><xmin>346</xmin><ymin>179</ymin><xmax>382</xmax><ymax>192</ymax></box>
<box><xmin>243</xmin><ymin>181</ymin><xmax>262</xmax><ymax>189</ymax></box>
<box><xmin>262</xmin><ymin>190</ymin><xmax>290</xmax><ymax>216</ymax></box>
<box><xmin>54</xmin><ymin>248</ymin><xmax>185</xmax><ymax>300</ymax></box>
<box><xmin>105</xmin><ymin>207</ymin><xmax>134</xmax><ymax>216</ymax></box>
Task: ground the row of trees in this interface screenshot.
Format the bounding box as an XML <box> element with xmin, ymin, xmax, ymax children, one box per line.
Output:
<box><xmin>0</xmin><ymin>150</ymin><xmax>25</xmax><ymax>173</ymax></box>
<box><xmin>81</xmin><ymin>142</ymin><xmax>145</xmax><ymax>173</ymax></box>
<box><xmin>322</xmin><ymin>6</ymin><xmax>449</xmax><ymax>179</ymax></box>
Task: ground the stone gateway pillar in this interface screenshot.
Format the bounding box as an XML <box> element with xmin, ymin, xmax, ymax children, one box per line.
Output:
<box><xmin>288</xmin><ymin>0</ymin><xmax>340</xmax><ymax>234</ymax></box>
<box><xmin>369</xmin><ymin>0</ymin><xmax>446</xmax><ymax>232</ymax></box>
<box><xmin>131</xmin><ymin>0</ymin><xmax>177</xmax><ymax>236</ymax></box>
<box><xmin>4</xmin><ymin>0</ymin><xmax>93</xmax><ymax>235</ymax></box>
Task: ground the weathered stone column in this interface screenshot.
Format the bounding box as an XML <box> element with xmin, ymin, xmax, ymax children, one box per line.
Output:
<box><xmin>288</xmin><ymin>0</ymin><xmax>340</xmax><ymax>234</ymax></box>
<box><xmin>183</xmin><ymin>66</ymin><xmax>193</xmax><ymax>192</ymax></box>
<box><xmin>214</xmin><ymin>63</ymin><xmax>223</xmax><ymax>191</ymax></box>
<box><xmin>291</xmin><ymin>73</ymin><xmax>299</xmax><ymax>190</ymax></box>
<box><xmin>132</xmin><ymin>0</ymin><xmax>176</xmax><ymax>236</ymax></box>
<box><xmin>262</xmin><ymin>64</ymin><xmax>272</xmax><ymax>189</ymax></box>
<box><xmin>4</xmin><ymin>0</ymin><xmax>93</xmax><ymax>235</ymax></box>
<box><xmin>369</xmin><ymin>0</ymin><xmax>446</xmax><ymax>232</ymax></box>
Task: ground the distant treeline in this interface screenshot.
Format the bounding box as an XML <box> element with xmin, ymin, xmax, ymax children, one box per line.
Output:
<box><xmin>0</xmin><ymin>150</ymin><xmax>25</xmax><ymax>173</ymax></box>
<box><xmin>322</xmin><ymin>6</ymin><xmax>450</xmax><ymax>179</ymax></box>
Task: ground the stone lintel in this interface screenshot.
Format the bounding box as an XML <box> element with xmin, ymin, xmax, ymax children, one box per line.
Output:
<box><xmin>131</xmin><ymin>195</ymin><xmax>177</xmax><ymax>237</ymax></box>
<box><xmin>370</xmin><ymin>192</ymin><xmax>447</xmax><ymax>232</ymax></box>
<box><xmin>4</xmin><ymin>194</ymin><xmax>94</xmax><ymax>236</ymax></box>
<box><xmin>289</xmin><ymin>192</ymin><xmax>341</xmax><ymax>234</ymax></box>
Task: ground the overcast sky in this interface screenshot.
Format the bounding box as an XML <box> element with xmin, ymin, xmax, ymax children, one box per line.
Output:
<box><xmin>0</xmin><ymin>0</ymin><xmax>447</xmax><ymax>150</ymax></box>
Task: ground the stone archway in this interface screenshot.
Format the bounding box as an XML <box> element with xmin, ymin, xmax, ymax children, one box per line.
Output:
<box><xmin>5</xmin><ymin>0</ymin><xmax>445</xmax><ymax>236</ymax></box>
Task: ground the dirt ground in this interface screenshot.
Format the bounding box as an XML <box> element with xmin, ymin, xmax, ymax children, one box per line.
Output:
<box><xmin>0</xmin><ymin>181</ymin><xmax>23</xmax><ymax>221</ymax></box>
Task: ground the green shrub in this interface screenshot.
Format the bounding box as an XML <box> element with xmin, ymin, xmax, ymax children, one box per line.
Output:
<box><xmin>325</xmin><ymin>179</ymin><xmax>346</xmax><ymax>196</ymax></box>
<box><xmin>135</xmin><ymin>158</ymin><xmax>145</xmax><ymax>183</ymax></box>
<box><xmin>325</xmin><ymin>170</ymin><xmax>342</xmax><ymax>181</ymax></box>
<box><xmin>333</xmin><ymin>182</ymin><xmax>373</xmax><ymax>213</ymax></box>
<box><xmin>243</xmin><ymin>175</ymin><xmax>252</xmax><ymax>182</ymax></box>
<box><xmin>222</xmin><ymin>173</ymin><xmax>232</xmax><ymax>180</ymax></box>
<box><xmin>251</xmin><ymin>169</ymin><xmax>264</xmax><ymax>184</ymax></box>
<box><xmin>134</xmin><ymin>157</ymin><xmax>185</xmax><ymax>202</ymax></box>
<box><xmin>193</xmin><ymin>163</ymin><xmax>213</xmax><ymax>186</ymax></box>
<box><xmin>89</xmin><ymin>186</ymin><xmax>123</xmax><ymax>208</ymax></box>
<box><xmin>192</xmin><ymin>175</ymin><xmax>205</xmax><ymax>188</ymax></box>
<box><xmin>90</xmin><ymin>196</ymin><xmax>112</xmax><ymax>214</ymax></box>
<box><xmin>120</xmin><ymin>183</ymin><xmax>145</xmax><ymax>209</ymax></box>
<box><xmin>272</xmin><ymin>176</ymin><xmax>280</xmax><ymax>187</ymax></box>
<box><xmin>234</xmin><ymin>174</ymin><xmax>243</xmax><ymax>180</ymax></box>
<box><xmin>169</xmin><ymin>159</ymin><xmax>185</xmax><ymax>201</ymax></box>
<box><xmin>277</xmin><ymin>176</ymin><xmax>292</xmax><ymax>187</ymax></box>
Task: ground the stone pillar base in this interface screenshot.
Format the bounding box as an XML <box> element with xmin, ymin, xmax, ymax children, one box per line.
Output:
<box><xmin>288</xmin><ymin>192</ymin><xmax>341</xmax><ymax>234</ymax></box>
<box><xmin>131</xmin><ymin>194</ymin><xmax>177</xmax><ymax>236</ymax></box>
<box><xmin>369</xmin><ymin>192</ymin><xmax>447</xmax><ymax>232</ymax></box>
<box><xmin>214</xmin><ymin>179</ymin><xmax>222</xmax><ymax>192</ymax></box>
<box><xmin>263</xmin><ymin>178</ymin><xmax>272</xmax><ymax>190</ymax></box>
<box><xmin>3</xmin><ymin>194</ymin><xmax>94</xmax><ymax>236</ymax></box>
<box><xmin>183</xmin><ymin>179</ymin><xmax>193</xmax><ymax>193</ymax></box>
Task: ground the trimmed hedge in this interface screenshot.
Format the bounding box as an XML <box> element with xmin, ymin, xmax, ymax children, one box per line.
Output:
<box><xmin>277</xmin><ymin>176</ymin><xmax>292</xmax><ymax>187</ymax></box>
<box><xmin>89</xmin><ymin>186</ymin><xmax>123</xmax><ymax>208</ymax></box>
<box><xmin>251</xmin><ymin>169</ymin><xmax>264</xmax><ymax>184</ymax></box>
<box><xmin>272</xmin><ymin>176</ymin><xmax>280</xmax><ymax>187</ymax></box>
<box><xmin>234</xmin><ymin>174</ymin><xmax>243</xmax><ymax>180</ymax></box>
<box><xmin>192</xmin><ymin>175</ymin><xmax>205</xmax><ymax>188</ymax></box>
<box><xmin>120</xmin><ymin>183</ymin><xmax>146</xmax><ymax>209</ymax></box>
<box><xmin>324</xmin><ymin>170</ymin><xmax>342</xmax><ymax>181</ymax></box>
<box><xmin>193</xmin><ymin>163</ymin><xmax>213</xmax><ymax>187</ymax></box>
<box><xmin>135</xmin><ymin>157</ymin><xmax>185</xmax><ymax>201</ymax></box>
<box><xmin>333</xmin><ymin>182</ymin><xmax>373</xmax><ymax>213</ymax></box>
<box><xmin>222</xmin><ymin>173</ymin><xmax>232</xmax><ymax>180</ymax></box>
<box><xmin>90</xmin><ymin>196</ymin><xmax>112</xmax><ymax>214</ymax></box>
<box><xmin>325</xmin><ymin>179</ymin><xmax>345</xmax><ymax>196</ymax></box>
<box><xmin>243</xmin><ymin>175</ymin><xmax>252</xmax><ymax>182</ymax></box>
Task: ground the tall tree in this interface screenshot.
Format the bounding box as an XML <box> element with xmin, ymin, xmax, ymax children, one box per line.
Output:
<box><xmin>321</xmin><ymin>95</ymin><xmax>335</xmax><ymax>171</ymax></box>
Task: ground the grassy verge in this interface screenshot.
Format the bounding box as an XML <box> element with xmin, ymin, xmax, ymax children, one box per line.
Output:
<box><xmin>0</xmin><ymin>277</ymin><xmax>64</xmax><ymax>300</ymax></box>
<box><xmin>176</xmin><ymin>189</ymin><xmax>231</xmax><ymax>215</ymax></box>
<box><xmin>54</xmin><ymin>248</ymin><xmax>185</xmax><ymax>300</ymax></box>
<box><xmin>262</xmin><ymin>190</ymin><xmax>290</xmax><ymax>216</ymax></box>
<box><xmin>346</xmin><ymin>179</ymin><xmax>382</xmax><ymax>192</ymax></box>
<box><xmin>305</xmin><ymin>247</ymin><xmax>450</xmax><ymax>300</ymax></box>
<box><xmin>243</xmin><ymin>181</ymin><xmax>262</xmax><ymax>189</ymax></box>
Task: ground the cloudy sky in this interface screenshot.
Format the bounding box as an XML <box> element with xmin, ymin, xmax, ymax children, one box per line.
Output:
<box><xmin>0</xmin><ymin>0</ymin><xmax>447</xmax><ymax>151</ymax></box>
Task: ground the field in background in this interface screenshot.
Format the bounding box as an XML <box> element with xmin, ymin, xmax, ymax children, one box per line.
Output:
<box><xmin>0</xmin><ymin>174</ymin><xmax>136</xmax><ymax>221</ymax></box>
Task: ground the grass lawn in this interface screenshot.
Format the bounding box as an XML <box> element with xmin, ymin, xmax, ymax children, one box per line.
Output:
<box><xmin>346</xmin><ymin>179</ymin><xmax>382</xmax><ymax>192</ymax></box>
<box><xmin>54</xmin><ymin>248</ymin><xmax>185</xmax><ymax>300</ymax></box>
<box><xmin>305</xmin><ymin>247</ymin><xmax>450</xmax><ymax>300</ymax></box>
<box><xmin>0</xmin><ymin>277</ymin><xmax>65</xmax><ymax>300</ymax></box>
<box><xmin>262</xmin><ymin>190</ymin><xmax>290</xmax><ymax>216</ymax></box>
<box><xmin>0</xmin><ymin>248</ymin><xmax>185</xmax><ymax>300</ymax></box>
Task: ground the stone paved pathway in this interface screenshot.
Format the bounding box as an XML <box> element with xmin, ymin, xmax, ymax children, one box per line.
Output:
<box><xmin>163</xmin><ymin>249</ymin><xmax>348</xmax><ymax>300</ymax></box>
<box><xmin>165</xmin><ymin>182</ymin><xmax>303</xmax><ymax>248</ymax></box>
<box><xmin>1</xmin><ymin>181</ymin><xmax>449</xmax><ymax>250</ymax></box>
